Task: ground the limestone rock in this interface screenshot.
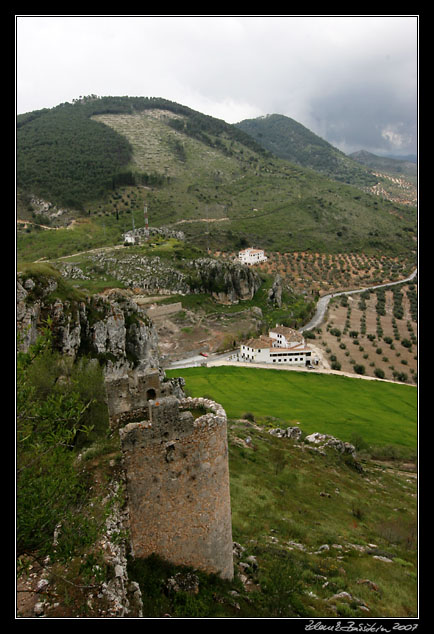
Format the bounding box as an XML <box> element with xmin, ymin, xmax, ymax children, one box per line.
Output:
<box><xmin>268</xmin><ymin>274</ymin><xmax>283</xmax><ymax>307</ymax></box>
<box><xmin>16</xmin><ymin>274</ymin><xmax>161</xmax><ymax>377</ymax></box>
<box><xmin>305</xmin><ymin>432</ymin><xmax>356</xmax><ymax>456</ymax></box>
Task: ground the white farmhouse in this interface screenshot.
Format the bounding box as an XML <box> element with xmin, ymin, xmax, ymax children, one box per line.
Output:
<box><xmin>238</xmin><ymin>247</ymin><xmax>267</xmax><ymax>265</ymax></box>
<box><xmin>123</xmin><ymin>232</ymin><xmax>136</xmax><ymax>244</ymax></box>
<box><xmin>240</xmin><ymin>325</ymin><xmax>315</xmax><ymax>366</ymax></box>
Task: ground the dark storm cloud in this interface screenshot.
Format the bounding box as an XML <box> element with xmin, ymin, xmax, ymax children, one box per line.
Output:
<box><xmin>309</xmin><ymin>84</ymin><xmax>417</xmax><ymax>156</ymax></box>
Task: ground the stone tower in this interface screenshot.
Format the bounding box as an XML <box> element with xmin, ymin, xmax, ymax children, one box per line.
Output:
<box><xmin>119</xmin><ymin>395</ymin><xmax>234</xmax><ymax>580</ymax></box>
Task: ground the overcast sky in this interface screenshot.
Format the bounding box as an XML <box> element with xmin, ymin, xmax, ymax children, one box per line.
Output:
<box><xmin>16</xmin><ymin>15</ymin><xmax>418</xmax><ymax>157</ymax></box>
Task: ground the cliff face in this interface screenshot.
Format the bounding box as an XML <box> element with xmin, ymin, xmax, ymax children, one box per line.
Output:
<box><xmin>190</xmin><ymin>258</ymin><xmax>262</xmax><ymax>304</ymax></box>
<box><xmin>16</xmin><ymin>273</ymin><xmax>160</xmax><ymax>377</ymax></box>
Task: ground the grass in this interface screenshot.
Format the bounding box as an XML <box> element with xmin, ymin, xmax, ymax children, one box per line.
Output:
<box><xmin>38</xmin><ymin>108</ymin><xmax>415</xmax><ymax>257</ymax></box>
<box><xmin>165</xmin><ymin>366</ymin><xmax>417</xmax><ymax>450</ymax></box>
<box><xmin>125</xmin><ymin>419</ymin><xmax>418</xmax><ymax>618</ymax></box>
<box><xmin>225</xmin><ymin>419</ymin><xmax>418</xmax><ymax>617</ymax></box>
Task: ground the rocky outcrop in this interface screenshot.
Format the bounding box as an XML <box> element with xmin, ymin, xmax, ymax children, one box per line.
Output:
<box><xmin>16</xmin><ymin>272</ymin><xmax>160</xmax><ymax>377</ymax></box>
<box><xmin>304</xmin><ymin>432</ymin><xmax>356</xmax><ymax>457</ymax></box>
<box><xmin>58</xmin><ymin>254</ymin><xmax>262</xmax><ymax>304</ymax></box>
<box><xmin>189</xmin><ymin>258</ymin><xmax>262</xmax><ymax>303</ymax></box>
<box><xmin>123</xmin><ymin>226</ymin><xmax>185</xmax><ymax>242</ymax></box>
<box><xmin>267</xmin><ymin>274</ymin><xmax>283</xmax><ymax>308</ymax></box>
<box><xmin>268</xmin><ymin>427</ymin><xmax>357</xmax><ymax>458</ymax></box>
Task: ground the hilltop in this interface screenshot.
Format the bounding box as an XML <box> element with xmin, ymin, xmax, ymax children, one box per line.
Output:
<box><xmin>236</xmin><ymin>114</ymin><xmax>417</xmax><ymax>208</ymax></box>
<box><xmin>17</xmin><ymin>95</ymin><xmax>416</xmax><ymax>258</ymax></box>
<box><xmin>235</xmin><ymin>113</ymin><xmax>377</xmax><ymax>187</ymax></box>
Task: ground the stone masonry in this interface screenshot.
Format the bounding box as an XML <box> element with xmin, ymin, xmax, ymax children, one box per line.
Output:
<box><xmin>119</xmin><ymin>396</ymin><xmax>234</xmax><ymax>580</ymax></box>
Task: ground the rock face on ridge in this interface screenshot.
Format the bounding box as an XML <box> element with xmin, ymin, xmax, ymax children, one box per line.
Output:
<box><xmin>190</xmin><ymin>258</ymin><xmax>262</xmax><ymax>303</ymax></box>
<box><xmin>16</xmin><ymin>272</ymin><xmax>160</xmax><ymax>377</ymax></box>
<box><xmin>58</xmin><ymin>254</ymin><xmax>262</xmax><ymax>304</ymax></box>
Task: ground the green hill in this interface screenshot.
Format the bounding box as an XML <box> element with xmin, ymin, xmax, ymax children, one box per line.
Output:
<box><xmin>17</xmin><ymin>96</ymin><xmax>417</xmax><ymax>258</ymax></box>
<box><xmin>235</xmin><ymin>113</ymin><xmax>377</xmax><ymax>187</ymax></box>
<box><xmin>349</xmin><ymin>150</ymin><xmax>417</xmax><ymax>180</ymax></box>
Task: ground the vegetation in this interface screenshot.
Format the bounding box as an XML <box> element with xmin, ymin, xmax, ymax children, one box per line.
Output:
<box><xmin>16</xmin><ymin>95</ymin><xmax>418</xmax><ymax>618</ymax></box>
<box><xmin>17</xmin><ymin>96</ymin><xmax>417</xmax><ymax>258</ymax></box>
<box><xmin>125</xmin><ymin>413</ymin><xmax>417</xmax><ymax>618</ymax></box>
<box><xmin>16</xmin><ymin>324</ymin><xmax>109</xmax><ymax>559</ymax></box>
<box><xmin>166</xmin><ymin>365</ymin><xmax>417</xmax><ymax>456</ymax></box>
<box><xmin>321</xmin><ymin>282</ymin><xmax>417</xmax><ymax>383</ymax></box>
<box><xmin>226</xmin><ymin>419</ymin><xmax>417</xmax><ymax>618</ymax></box>
<box><xmin>17</xmin><ymin>95</ymin><xmax>266</xmax><ymax>210</ymax></box>
<box><xmin>16</xmin><ymin>301</ymin><xmax>417</xmax><ymax>618</ymax></box>
<box><xmin>236</xmin><ymin>113</ymin><xmax>379</xmax><ymax>187</ymax></box>
<box><xmin>349</xmin><ymin>150</ymin><xmax>417</xmax><ymax>180</ymax></box>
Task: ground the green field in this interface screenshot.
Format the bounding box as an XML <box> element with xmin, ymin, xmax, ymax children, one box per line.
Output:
<box><xmin>166</xmin><ymin>366</ymin><xmax>417</xmax><ymax>449</ymax></box>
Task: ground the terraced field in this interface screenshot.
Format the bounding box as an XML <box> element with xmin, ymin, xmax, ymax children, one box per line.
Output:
<box><xmin>318</xmin><ymin>282</ymin><xmax>417</xmax><ymax>384</ymax></box>
<box><xmin>218</xmin><ymin>250</ymin><xmax>416</xmax><ymax>296</ymax></box>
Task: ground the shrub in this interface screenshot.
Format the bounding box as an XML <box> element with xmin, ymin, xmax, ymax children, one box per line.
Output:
<box><xmin>16</xmin><ymin>325</ymin><xmax>109</xmax><ymax>559</ymax></box>
<box><xmin>354</xmin><ymin>364</ymin><xmax>365</xmax><ymax>375</ymax></box>
<box><xmin>243</xmin><ymin>412</ymin><xmax>255</xmax><ymax>422</ymax></box>
<box><xmin>259</xmin><ymin>554</ymin><xmax>306</xmax><ymax>617</ymax></box>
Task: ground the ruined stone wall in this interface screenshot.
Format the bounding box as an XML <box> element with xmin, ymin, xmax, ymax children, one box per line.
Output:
<box><xmin>145</xmin><ymin>301</ymin><xmax>183</xmax><ymax>319</ymax></box>
<box><xmin>105</xmin><ymin>368</ymin><xmax>164</xmax><ymax>428</ymax></box>
<box><xmin>120</xmin><ymin>396</ymin><xmax>233</xmax><ymax>580</ymax></box>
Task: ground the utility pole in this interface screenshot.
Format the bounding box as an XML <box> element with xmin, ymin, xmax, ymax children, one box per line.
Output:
<box><xmin>138</xmin><ymin>185</ymin><xmax>149</xmax><ymax>242</ymax></box>
<box><xmin>144</xmin><ymin>199</ymin><xmax>149</xmax><ymax>242</ymax></box>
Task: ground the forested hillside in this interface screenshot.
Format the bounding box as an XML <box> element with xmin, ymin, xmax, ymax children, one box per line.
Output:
<box><xmin>17</xmin><ymin>96</ymin><xmax>417</xmax><ymax>258</ymax></box>
<box><xmin>235</xmin><ymin>113</ymin><xmax>378</xmax><ymax>187</ymax></box>
<box><xmin>17</xmin><ymin>96</ymin><xmax>267</xmax><ymax>210</ymax></box>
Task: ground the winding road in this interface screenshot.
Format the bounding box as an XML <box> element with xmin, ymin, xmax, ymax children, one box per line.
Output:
<box><xmin>299</xmin><ymin>268</ymin><xmax>418</xmax><ymax>333</ymax></box>
<box><xmin>165</xmin><ymin>268</ymin><xmax>418</xmax><ymax>374</ymax></box>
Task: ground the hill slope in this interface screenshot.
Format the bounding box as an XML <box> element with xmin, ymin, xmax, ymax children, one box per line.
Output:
<box><xmin>235</xmin><ymin>113</ymin><xmax>377</xmax><ymax>187</ymax></box>
<box><xmin>349</xmin><ymin>150</ymin><xmax>417</xmax><ymax>179</ymax></box>
<box><xmin>17</xmin><ymin>96</ymin><xmax>417</xmax><ymax>258</ymax></box>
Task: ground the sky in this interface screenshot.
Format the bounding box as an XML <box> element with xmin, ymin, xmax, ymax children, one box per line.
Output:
<box><xmin>15</xmin><ymin>15</ymin><xmax>418</xmax><ymax>157</ymax></box>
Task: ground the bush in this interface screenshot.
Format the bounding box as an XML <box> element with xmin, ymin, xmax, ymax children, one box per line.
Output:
<box><xmin>17</xmin><ymin>326</ymin><xmax>101</xmax><ymax>558</ymax></box>
<box><xmin>243</xmin><ymin>412</ymin><xmax>256</xmax><ymax>422</ymax></box>
<box><xmin>259</xmin><ymin>554</ymin><xmax>306</xmax><ymax>617</ymax></box>
<box><xmin>354</xmin><ymin>364</ymin><xmax>365</xmax><ymax>375</ymax></box>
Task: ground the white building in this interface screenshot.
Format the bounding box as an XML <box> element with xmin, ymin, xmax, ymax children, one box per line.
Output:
<box><xmin>123</xmin><ymin>232</ymin><xmax>136</xmax><ymax>244</ymax></box>
<box><xmin>240</xmin><ymin>325</ymin><xmax>315</xmax><ymax>366</ymax></box>
<box><xmin>238</xmin><ymin>247</ymin><xmax>267</xmax><ymax>265</ymax></box>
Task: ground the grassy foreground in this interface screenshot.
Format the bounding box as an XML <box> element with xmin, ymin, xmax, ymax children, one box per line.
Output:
<box><xmin>165</xmin><ymin>366</ymin><xmax>417</xmax><ymax>451</ymax></box>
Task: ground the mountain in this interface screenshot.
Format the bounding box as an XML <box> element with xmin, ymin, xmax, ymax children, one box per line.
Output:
<box><xmin>17</xmin><ymin>96</ymin><xmax>416</xmax><ymax>258</ymax></box>
<box><xmin>235</xmin><ymin>113</ymin><xmax>377</xmax><ymax>187</ymax></box>
<box><xmin>349</xmin><ymin>150</ymin><xmax>417</xmax><ymax>179</ymax></box>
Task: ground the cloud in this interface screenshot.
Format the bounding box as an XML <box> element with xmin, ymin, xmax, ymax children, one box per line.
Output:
<box><xmin>16</xmin><ymin>15</ymin><xmax>418</xmax><ymax>156</ymax></box>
